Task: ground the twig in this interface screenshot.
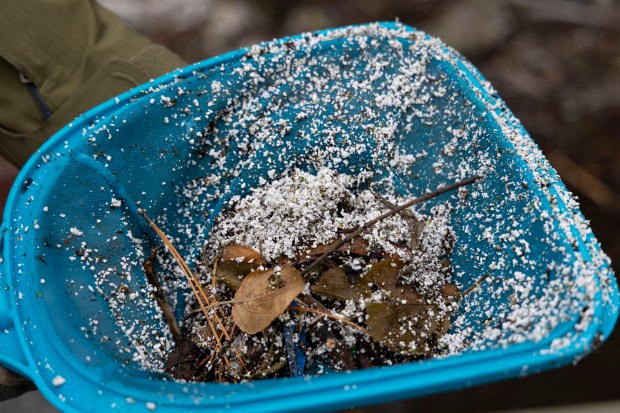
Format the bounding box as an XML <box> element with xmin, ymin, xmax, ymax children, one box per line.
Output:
<box><xmin>289</xmin><ymin>306</ymin><xmax>369</xmax><ymax>335</ymax></box>
<box><xmin>139</xmin><ymin>210</ymin><xmax>230</xmax><ymax>347</ymax></box>
<box><xmin>212</xmin><ymin>251</ymin><xmax>220</xmax><ymax>290</ymax></box>
<box><xmin>231</xmin><ymin>344</ymin><xmax>248</xmax><ymax>372</ymax></box>
<box><xmin>143</xmin><ymin>250</ymin><xmax>181</xmax><ymax>341</ymax></box>
<box><xmin>462</xmin><ymin>273</ymin><xmax>491</xmax><ymax>296</ymax></box>
<box><xmin>372</xmin><ymin>189</ymin><xmax>423</xmax><ymax>249</ymax></box>
<box><xmin>301</xmin><ymin>176</ymin><xmax>482</xmax><ymax>275</ymax></box>
<box><xmin>372</xmin><ymin>190</ymin><xmax>415</xmax><ymax>219</ymax></box>
<box><xmin>250</xmin><ymin>360</ymin><xmax>287</xmax><ymax>379</ymax></box>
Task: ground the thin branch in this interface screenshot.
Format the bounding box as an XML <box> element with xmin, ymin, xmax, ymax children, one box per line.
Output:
<box><xmin>289</xmin><ymin>306</ymin><xmax>369</xmax><ymax>335</ymax></box>
<box><xmin>462</xmin><ymin>273</ymin><xmax>491</xmax><ymax>296</ymax></box>
<box><xmin>301</xmin><ymin>176</ymin><xmax>482</xmax><ymax>275</ymax></box>
<box><xmin>139</xmin><ymin>210</ymin><xmax>229</xmax><ymax>347</ymax></box>
<box><xmin>372</xmin><ymin>190</ymin><xmax>415</xmax><ymax>219</ymax></box>
<box><xmin>250</xmin><ymin>360</ymin><xmax>287</xmax><ymax>379</ymax></box>
<box><xmin>143</xmin><ymin>250</ymin><xmax>181</xmax><ymax>341</ymax></box>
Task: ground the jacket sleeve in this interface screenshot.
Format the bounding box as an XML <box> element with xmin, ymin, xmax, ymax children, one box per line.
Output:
<box><xmin>0</xmin><ymin>0</ymin><xmax>186</xmax><ymax>168</ymax></box>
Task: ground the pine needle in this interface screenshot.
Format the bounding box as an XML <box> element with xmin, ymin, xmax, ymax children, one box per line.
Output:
<box><xmin>139</xmin><ymin>210</ymin><xmax>228</xmax><ymax>346</ymax></box>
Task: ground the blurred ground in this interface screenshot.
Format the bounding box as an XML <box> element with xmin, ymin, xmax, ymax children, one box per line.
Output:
<box><xmin>2</xmin><ymin>0</ymin><xmax>620</xmax><ymax>411</ymax></box>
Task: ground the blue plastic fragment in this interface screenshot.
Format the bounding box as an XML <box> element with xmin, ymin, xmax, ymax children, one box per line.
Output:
<box><xmin>282</xmin><ymin>308</ymin><xmax>306</xmax><ymax>377</ymax></box>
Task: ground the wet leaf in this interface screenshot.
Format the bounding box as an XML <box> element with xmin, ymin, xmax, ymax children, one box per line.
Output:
<box><xmin>222</xmin><ymin>244</ymin><xmax>265</xmax><ymax>264</ymax></box>
<box><xmin>216</xmin><ymin>261</ymin><xmax>254</xmax><ymax>291</ymax></box>
<box><xmin>165</xmin><ymin>336</ymin><xmax>207</xmax><ymax>380</ymax></box>
<box><xmin>232</xmin><ymin>267</ymin><xmax>305</xmax><ymax>334</ymax></box>
<box><xmin>440</xmin><ymin>283</ymin><xmax>460</xmax><ymax>303</ymax></box>
<box><xmin>311</xmin><ymin>267</ymin><xmax>371</xmax><ymax>302</ymax></box>
<box><xmin>366</xmin><ymin>258</ymin><xmax>421</xmax><ymax>303</ymax></box>
<box><xmin>365</xmin><ymin>302</ymin><xmax>445</xmax><ymax>355</ymax></box>
<box><xmin>301</xmin><ymin>236</ymin><xmax>369</xmax><ymax>258</ymax></box>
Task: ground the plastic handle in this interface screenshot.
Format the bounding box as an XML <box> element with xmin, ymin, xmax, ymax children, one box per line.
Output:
<box><xmin>0</xmin><ymin>226</ymin><xmax>31</xmax><ymax>378</ymax></box>
<box><xmin>0</xmin><ymin>226</ymin><xmax>13</xmax><ymax>329</ymax></box>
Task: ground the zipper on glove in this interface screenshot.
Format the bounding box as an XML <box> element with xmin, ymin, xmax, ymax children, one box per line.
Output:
<box><xmin>19</xmin><ymin>72</ymin><xmax>52</xmax><ymax>121</ymax></box>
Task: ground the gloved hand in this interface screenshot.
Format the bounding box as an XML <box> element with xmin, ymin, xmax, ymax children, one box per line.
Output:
<box><xmin>0</xmin><ymin>0</ymin><xmax>187</xmax><ymax>401</ymax></box>
<box><xmin>0</xmin><ymin>0</ymin><xmax>187</xmax><ymax>169</ymax></box>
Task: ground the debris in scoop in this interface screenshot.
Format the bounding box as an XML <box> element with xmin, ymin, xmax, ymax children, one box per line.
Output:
<box><xmin>53</xmin><ymin>22</ymin><xmax>613</xmax><ymax>387</ymax></box>
<box><xmin>141</xmin><ymin>168</ymin><xmax>479</xmax><ymax>382</ymax></box>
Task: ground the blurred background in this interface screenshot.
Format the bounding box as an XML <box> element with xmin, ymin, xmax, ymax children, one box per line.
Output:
<box><xmin>2</xmin><ymin>0</ymin><xmax>619</xmax><ymax>411</ymax></box>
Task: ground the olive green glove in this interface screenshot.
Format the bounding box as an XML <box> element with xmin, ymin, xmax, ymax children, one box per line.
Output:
<box><xmin>0</xmin><ymin>0</ymin><xmax>187</xmax><ymax>401</ymax></box>
<box><xmin>0</xmin><ymin>0</ymin><xmax>187</xmax><ymax>168</ymax></box>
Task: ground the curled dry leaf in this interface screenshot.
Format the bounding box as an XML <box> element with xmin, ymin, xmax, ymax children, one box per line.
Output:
<box><xmin>232</xmin><ymin>267</ymin><xmax>305</xmax><ymax>334</ymax></box>
<box><xmin>222</xmin><ymin>244</ymin><xmax>265</xmax><ymax>265</ymax></box>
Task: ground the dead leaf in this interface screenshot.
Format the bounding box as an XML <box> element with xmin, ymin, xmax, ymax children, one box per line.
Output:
<box><xmin>232</xmin><ymin>267</ymin><xmax>305</xmax><ymax>334</ymax></box>
<box><xmin>311</xmin><ymin>267</ymin><xmax>372</xmax><ymax>302</ymax></box>
<box><xmin>366</xmin><ymin>258</ymin><xmax>421</xmax><ymax>303</ymax></box>
<box><xmin>222</xmin><ymin>244</ymin><xmax>264</xmax><ymax>265</ymax></box>
<box><xmin>440</xmin><ymin>283</ymin><xmax>460</xmax><ymax>303</ymax></box>
<box><xmin>365</xmin><ymin>302</ymin><xmax>445</xmax><ymax>355</ymax></box>
<box><xmin>300</xmin><ymin>236</ymin><xmax>369</xmax><ymax>258</ymax></box>
<box><xmin>165</xmin><ymin>336</ymin><xmax>207</xmax><ymax>380</ymax></box>
<box><xmin>366</xmin><ymin>258</ymin><xmax>404</xmax><ymax>289</ymax></box>
<box><xmin>216</xmin><ymin>261</ymin><xmax>254</xmax><ymax>291</ymax></box>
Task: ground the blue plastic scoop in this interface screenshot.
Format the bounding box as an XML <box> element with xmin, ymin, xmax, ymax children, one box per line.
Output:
<box><xmin>0</xmin><ymin>22</ymin><xmax>617</xmax><ymax>412</ymax></box>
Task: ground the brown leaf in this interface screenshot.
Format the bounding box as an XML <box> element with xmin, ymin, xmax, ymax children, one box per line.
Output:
<box><xmin>232</xmin><ymin>266</ymin><xmax>305</xmax><ymax>334</ymax></box>
<box><xmin>365</xmin><ymin>302</ymin><xmax>445</xmax><ymax>355</ymax></box>
<box><xmin>366</xmin><ymin>258</ymin><xmax>421</xmax><ymax>303</ymax></box>
<box><xmin>216</xmin><ymin>261</ymin><xmax>254</xmax><ymax>291</ymax></box>
<box><xmin>300</xmin><ymin>236</ymin><xmax>369</xmax><ymax>258</ymax></box>
<box><xmin>165</xmin><ymin>336</ymin><xmax>207</xmax><ymax>380</ymax></box>
<box><xmin>366</xmin><ymin>258</ymin><xmax>404</xmax><ymax>289</ymax></box>
<box><xmin>311</xmin><ymin>267</ymin><xmax>372</xmax><ymax>302</ymax></box>
<box><xmin>222</xmin><ymin>244</ymin><xmax>264</xmax><ymax>265</ymax></box>
<box><xmin>440</xmin><ymin>283</ymin><xmax>460</xmax><ymax>303</ymax></box>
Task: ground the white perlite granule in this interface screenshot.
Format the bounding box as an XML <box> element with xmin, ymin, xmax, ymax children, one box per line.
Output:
<box><xmin>52</xmin><ymin>375</ymin><xmax>66</xmax><ymax>387</ymax></box>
